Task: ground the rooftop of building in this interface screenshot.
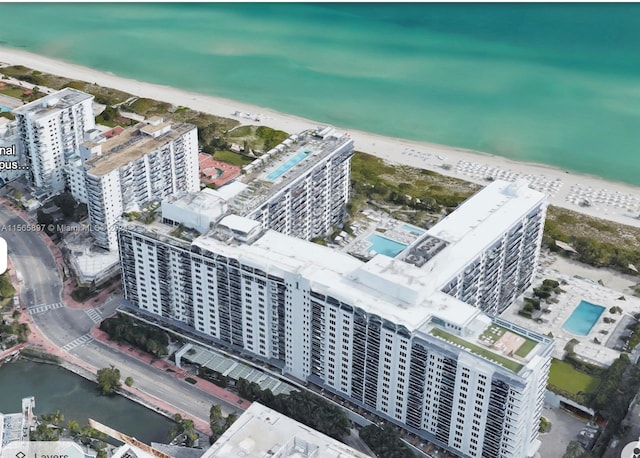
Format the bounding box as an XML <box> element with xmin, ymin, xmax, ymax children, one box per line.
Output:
<box><xmin>427</xmin><ymin>179</ymin><xmax>545</xmax><ymax>243</ymax></box>
<box><xmin>202</xmin><ymin>403</ymin><xmax>370</xmax><ymax>458</ymax></box>
<box><xmin>150</xmin><ymin>444</ymin><xmax>205</xmax><ymax>458</ymax></box>
<box><xmin>121</xmin><ymin>179</ymin><xmax>550</xmax><ymax>375</ymax></box>
<box><xmin>228</xmin><ymin>127</ymin><xmax>353</xmax><ymax>216</ymax></box>
<box><xmin>417</xmin><ymin>179</ymin><xmax>546</xmax><ymax>285</ymax></box>
<box><xmin>12</xmin><ymin>87</ymin><xmax>93</xmax><ymax>120</ymax></box>
<box><xmin>163</xmin><ymin>188</ymin><xmax>227</xmax><ymax>214</ymax></box>
<box><xmin>149</xmin><ymin>220</ymin><xmax>544</xmax><ymax>374</ymax></box>
<box><xmin>84</xmin><ymin>119</ymin><xmax>195</xmax><ymax>176</ymax></box>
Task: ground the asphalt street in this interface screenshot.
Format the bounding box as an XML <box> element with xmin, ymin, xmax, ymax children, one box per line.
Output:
<box><xmin>0</xmin><ymin>205</ymin><xmax>243</xmax><ymax>428</ymax></box>
<box><xmin>0</xmin><ymin>205</ymin><xmax>375</xmax><ymax>456</ymax></box>
<box><xmin>0</xmin><ymin>208</ymin><xmax>62</xmax><ymax>307</ymax></box>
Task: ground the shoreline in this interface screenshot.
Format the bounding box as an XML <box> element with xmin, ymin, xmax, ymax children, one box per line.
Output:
<box><xmin>2</xmin><ymin>46</ymin><xmax>640</xmax><ymax>228</ymax></box>
<box><xmin>13</xmin><ymin>352</ymin><xmax>201</xmax><ymax>436</ymax></box>
<box><xmin>16</xmin><ymin>347</ymin><xmax>213</xmax><ymax>436</ymax></box>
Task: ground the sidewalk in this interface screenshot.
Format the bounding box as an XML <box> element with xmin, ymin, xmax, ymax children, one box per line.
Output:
<box><xmin>0</xmin><ymin>197</ymin><xmax>119</xmax><ymax>310</ymax></box>
<box><xmin>92</xmin><ymin>327</ymin><xmax>252</xmax><ymax>410</ymax></box>
<box><xmin>20</xmin><ymin>310</ymin><xmax>216</xmax><ymax>435</ymax></box>
<box><xmin>2</xmin><ymin>201</ymin><xmax>251</xmax><ymax>435</ymax></box>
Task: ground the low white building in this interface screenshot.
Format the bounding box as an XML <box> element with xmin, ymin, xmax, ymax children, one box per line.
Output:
<box><xmin>161</xmin><ymin>188</ymin><xmax>228</xmax><ymax>234</ymax></box>
<box><xmin>203</xmin><ymin>403</ymin><xmax>370</xmax><ymax>458</ymax></box>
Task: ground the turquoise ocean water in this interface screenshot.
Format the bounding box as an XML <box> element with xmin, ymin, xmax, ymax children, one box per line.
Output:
<box><xmin>0</xmin><ymin>3</ymin><xmax>639</xmax><ymax>185</ymax></box>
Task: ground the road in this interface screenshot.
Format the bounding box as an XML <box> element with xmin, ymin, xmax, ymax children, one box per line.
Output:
<box><xmin>0</xmin><ymin>205</ymin><xmax>243</xmax><ymax>429</ymax></box>
<box><xmin>0</xmin><ymin>210</ymin><xmax>62</xmax><ymax>308</ymax></box>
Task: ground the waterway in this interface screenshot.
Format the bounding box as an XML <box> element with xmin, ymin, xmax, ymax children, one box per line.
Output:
<box><xmin>0</xmin><ymin>360</ymin><xmax>173</xmax><ymax>444</ymax></box>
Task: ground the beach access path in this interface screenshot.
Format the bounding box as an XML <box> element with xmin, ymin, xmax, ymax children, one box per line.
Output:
<box><xmin>1</xmin><ymin>47</ymin><xmax>640</xmax><ymax>229</ymax></box>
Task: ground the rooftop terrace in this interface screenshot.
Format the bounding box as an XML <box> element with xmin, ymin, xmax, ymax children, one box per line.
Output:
<box><xmin>12</xmin><ymin>87</ymin><xmax>93</xmax><ymax>120</ymax></box>
<box><xmin>84</xmin><ymin>121</ymin><xmax>195</xmax><ymax>176</ymax></box>
<box><xmin>228</xmin><ymin>128</ymin><xmax>353</xmax><ymax>216</ymax></box>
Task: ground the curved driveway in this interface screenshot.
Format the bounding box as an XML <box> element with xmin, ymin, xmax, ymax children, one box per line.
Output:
<box><xmin>0</xmin><ymin>205</ymin><xmax>242</xmax><ymax>430</ymax></box>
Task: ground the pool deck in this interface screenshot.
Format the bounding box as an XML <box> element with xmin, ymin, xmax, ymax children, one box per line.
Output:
<box><xmin>341</xmin><ymin>209</ymin><xmax>424</xmax><ymax>259</ymax></box>
<box><xmin>199</xmin><ymin>153</ymin><xmax>241</xmax><ymax>187</ymax></box>
<box><xmin>502</xmin><ymin>268</ymin><xmax>640</xmax><ymax>367</ymax></box>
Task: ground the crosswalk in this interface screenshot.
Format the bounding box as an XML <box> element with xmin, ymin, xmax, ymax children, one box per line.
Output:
<box><xmin>85</xmin><ymin>308</ymin><xmax>102</xmax><ymax>324</ymax></box>
<box><xmin>62</xmin><ymin>333</ymin><xmax>94</xmax><ymax>352</ymax></box>
<box><xmin>28</xmin><ymin>302</ymin><xmax>64</xmax><ymax>315</ymax></box>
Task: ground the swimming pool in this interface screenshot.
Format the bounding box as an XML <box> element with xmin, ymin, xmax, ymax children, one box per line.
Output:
<box><xmin>367</xmin><ymin>234</ymin><xmax>408</xmax><ymax>257</ymax></box>
<box><xmin>266</xmin><ymin>150</ymin><xmax>310</xmax><ymax>181</ymax></box>
<box><xmin>0</xmin><ymin>105</ymin><xmax>12</xmax><ymax>113</ymax></box>
<box><xmin>562</xmin><ymin>300</ymin><xmax>605</xmax><ymax>336</ymax></box>
<box><xmin>402</xmin><ymin>223</ymin><xmax>425</xmax><ymax>235</ymax></box>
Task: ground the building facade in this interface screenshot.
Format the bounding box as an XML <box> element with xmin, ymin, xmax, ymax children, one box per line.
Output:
<box><xmin>423</xmin><ymin>180</ymin><xmax>547</xmax><ymax>314</ymax></box>
<box><xmin>83</xmin><ymin>119</ymin><xmax>198</xmax><ymax>249</ymax></box>
<box><xmin>117</xmin><ymin>181</ymin><xmax>552</xmax><ymax>458</ymax></box>
<box><xmin>230</xmin><ymin>128</ymin><xmax>353</xmax><ymax>241</ymax></box>
<box><xmin>12</xmin><ymin>88</ymin><xmax>95</xmax><ymax>194</ymax></box>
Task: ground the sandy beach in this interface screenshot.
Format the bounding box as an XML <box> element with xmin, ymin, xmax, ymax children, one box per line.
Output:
<box><xmin>2</xmin><ymin>46</ymin><xmax>640</xmax><ymax>228</ymax></box>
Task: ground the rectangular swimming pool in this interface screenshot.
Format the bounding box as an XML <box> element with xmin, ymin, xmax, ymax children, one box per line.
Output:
<box><xmin>562</xmin><ymin>300</ymin><xmax>605</xmax><ymax>336</ymax></box>
<box><xmin>265</xmin><ymin>150</ymin><xmax>310</xmax><ymax>181</ymax></box>
<box><xmin>367</xmin><ymin>234</ymin><xmax>408</xmax><ymax>258</ymax></box>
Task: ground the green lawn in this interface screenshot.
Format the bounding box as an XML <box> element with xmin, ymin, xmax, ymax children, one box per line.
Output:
<box><xmin>479</xmin><ymin>324</ymin><xmax>539</xmax><ymax>358</ymax></box>
<box><xmin>0</xmin><ymin>84</ymin><xmax>26</xmax><ymax>99</ymax></box>
<box><xmin>431</xmin><ymin>328</ymin><xmax>523</xmax><ymax>373</ymax></box>
<box><xmin>514</xmin><ymin>339</ymin><xmax>538</xmax><ymax>358</ymax></box>
<box><xmin>212</xmin><ymin>150</ymin><xmax>254</xmax><ymax>167</ymax></box>
<box><xmin>548</xmin><ymin>358</ymin><xmax>600</xmax><ymax>396</ymax></box>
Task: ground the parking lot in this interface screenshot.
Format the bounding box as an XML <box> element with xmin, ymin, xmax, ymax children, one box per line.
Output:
<box><xmin>538</xmin><ymin>405</ymin><xmax>589</xmax><ymax>458</ymax></box>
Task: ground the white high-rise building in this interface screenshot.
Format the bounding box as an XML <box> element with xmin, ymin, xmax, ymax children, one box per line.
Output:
<box><xmin>117</xmin><ymin>180</ymin><xmax>551</xmax><ymax>458</ymax></box>
<box><xmin>229</xmin><ymin>127</ymin><xmax>353</xmax><ymax>240</ymax></box>
<box><xmin>82</xmin><ymin>117</ymin><xmax>198</xmax><ymax>250</ymax></box>
<box><xmin>417</xmin><ymin>179</ymin><xmax>547</xmax><ymax>314</ymax></box>
<box><xmin>12</xmin><ymin>88</ymin><xmax>95</xmax><ymax>194</ymax></box>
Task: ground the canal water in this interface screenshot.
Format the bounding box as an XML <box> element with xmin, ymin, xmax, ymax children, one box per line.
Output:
<box><xmin>0</xmin><ymin>360</ymin><xmax>174</xmax><ymax>444</ymax></box>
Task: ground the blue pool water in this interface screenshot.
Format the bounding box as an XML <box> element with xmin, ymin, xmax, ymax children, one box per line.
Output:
<box><xmin>562</xmin><ymin>300</ymin><xmax>605</xmax><ymax>336</ymax></box>
<box><xmin>367</xmin><ymin>234</ymin><xmax>408</xmax><ymax>258</ymax></box>
<box><xmin>266</xmin><ymin>150</ymin><xmax>310</xmax><ymax>181</ymax></box>
<box><xmin>0</xmin><ymin>106</ymin><xmax>11</xmax><ymax>113</ymax></box>
<box><xmin>402</xmin><ymin>224</ymin><xmax>425</xmax><ymax>235</ymax></box>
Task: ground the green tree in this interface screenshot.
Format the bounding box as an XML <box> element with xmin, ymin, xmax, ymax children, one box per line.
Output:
<box><xmin>169</xmin><ymin>414</ymin><xmax>198</xmax><ymax>447</ymax></box>
<box><xmin>67</xmin><ymin>420</ymin><xmax>81</xmax><ymax>436</ymax></box>
<box><xmin>563</xmin><ymin>441</ymin><xmax>586</xmax><ymax>458</ymax></box>
<box><xmin>30</xmin><ymin>423</ymin><xmax>59</xmax><ymax>441</ymax></box>
<box><xmin>209</xmin><ymin>404</ymin><xmax>224</xmax><ymax>442</ymax></box>
<box><xmin>96</xmin><ymin>365</ymin><xmax>121</xmax><ymax>395</ymax></box>
<box><xmin>224</xmin><ymin>413</ymin><xmax>237</xmax><ymax>429</ymax></box>
<box><xmin>209</xmin><ymin>405</ymin><xmax>222</xmax><ymax>426</ymax></box>
<box><xmin>124</xmin><ymin>376</ymin><xmax>134</xmax><ymax>387</ymax></box>
<box><xmin>0</xmin><ymin>272</ymin><xmax>15</xmax><ymax>298</ymax></box>
<box><xmin>100</xmin><ymin>105</ymin><xmax>119</xmax><ymax>122</ymax></box>
<box><xmin>359</xmin><ymin>424</ymin><xmax>414</xmax><ymax>458</ymax></box>
<box><xmin>40</xmin><ymin>410</ymin><xmax>64</xmax><ymax>425</ymax></box>
<box><xmin>53</xmin><ymin>192</ymin><xmax>77</xmax><ymax>218</ymax></box>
